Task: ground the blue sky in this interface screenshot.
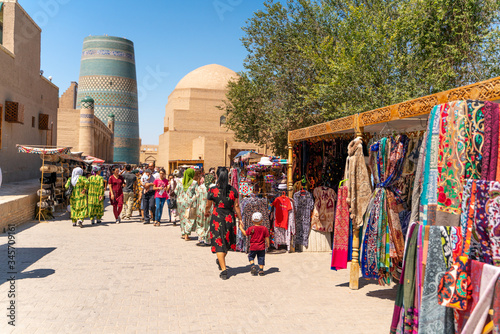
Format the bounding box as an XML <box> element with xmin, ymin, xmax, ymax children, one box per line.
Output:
<box><xmin>20</xmin><ymin>0</ymin><xmax>271</xmax><ymax>145</ymax></box>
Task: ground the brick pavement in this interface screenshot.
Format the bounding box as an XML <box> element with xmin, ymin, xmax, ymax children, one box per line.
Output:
<box><xmin>0</xmin><ymin>199</ymin><xmax>397</xmax><ymax>334</ymax></box>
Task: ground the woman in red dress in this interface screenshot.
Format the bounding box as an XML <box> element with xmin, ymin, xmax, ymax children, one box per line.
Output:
<box><xmin>108</xmin><ymin>166</ymin><xmax>125</xmax><ymax>223</ymax></box>
<box><xmin>205</xmin><ymin>167</ymin><xmax>242</xmax><ymax>280</ymax></box>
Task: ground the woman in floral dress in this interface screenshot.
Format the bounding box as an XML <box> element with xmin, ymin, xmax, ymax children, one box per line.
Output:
<box><xmin>175</xmin><ymin>168</ymin><xmax>198</xmax><ymax>241</ymax></box>
<box><xmin>87</xmin><ymin>168</ymin><xmax>105</xmax><ymax>224</ymax></box>
<box><xmin>65</xmin><ymin>167</ymin><xmax>89</xmax><ymax>227</ymax></box>
<box><xmin>205</xmin><ymin>167</ymin><xmax>242</xmax><ymax>280</ymax></box>
<box><xmin>195</xmin><ymin>172</ymin><xmax>212</xmax><ymax>246</ymax></box>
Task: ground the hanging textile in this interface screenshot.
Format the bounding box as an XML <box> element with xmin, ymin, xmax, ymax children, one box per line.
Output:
<box><xmin>293</xmin><ymin>190</ymin><xmax>314</xmax><ymax>247</ymax></box>
<box><xmin>483</xmin><ymin>101</ymin><xmax>500</xmax><ymax>180</ymax></box>
<box><xmin>487</xmin><ymin>181</ymin><xmax>500</xmax><ymax>266</ymax></box>
<box><xmin>344</xmin><ymin>137</ymin><xmax>372</xmax><ymax>229</ymax></box>
<box><xmin>361</xmin><ymin>135</ymin><xmax>409</xmax><ymax>284</ymax></box>
<box><xmin>310</xmin><ymin>186</ymin><xmax>336</xmax><ymax>232</ymax></box>
<box><xmin>241</xmin><ymin>196</ymin><xmax>270</xmax><ymax>252</ymax></box>
<box><xmin>17</xmin><ymin>145</ymin><xmax>71</xmax><ymax>155</ymax></box>
<box><xmin>331</xmin><ymin>185</ymin><xmax>349</xmax><ymax>270</ymax></box>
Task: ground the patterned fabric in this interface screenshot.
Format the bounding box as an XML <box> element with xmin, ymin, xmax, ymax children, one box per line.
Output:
<box><xmin>418</xmin><ymin>227</ymin><xmax>455</xmax><ymax>334</ymax></box>
<box><xmin>437</xmin><ymin>101</ymin><xmax>467</xmax><ymax>217</ymax></box>
<box><xmin>483</xmin><ymin>101</ymin><xmax>500</xmax><ymax>180</ymax></box>
<box><xmin>465</xmin><ymin>100</ymin><xmax>485</xmax><ymax>179</ymax></box>
<box><xmin>274</xmin><ymin>201</ymin><xmax>296</xmax><ymax>250</ymax></box>
<box><xmin>331</xmin><ymin>185</ymin><xmax>349</xmax><ymax>270</ymax></box>
<box><xmin>238</xmin><ymin>181</ymin><xmax>253</xmax><ymax>197</ymax></box>
<box><xmin>194</xmin><ymin>184</ymin><xmax>211</xmax><ymax>243</ymax></box>
<box><xmin>65</xmin><ymin>177</ymin><xmax>89</xmax><ymax>222</ymax></box>
<box><xmin>487</xmin><ymin>181</ymin><xmax>500</xmax><ymax>266</ymax></box>
<box><xmin>208</xmin><ymin>186</ymin><xmax>239</xmax><ymax>253</ymax></box>
<box><xmin>311</xmin><ymin>186</ymin><xmax>336</xmax><ymax>232</ymax></box>
<box><xmin>361</xmin><ymin>135</ymin><xmax>408</xmax><ymax>284</ymax></box>
<box><xmin>87</xmin><ymin>175</ymin><xmax>104</xmax><ymax>219</ymax></box>
<box><xmin>293</xmin><ymin>191</ymin><xmax>314</xmax><ymax>247</ymax></box>
<box><xmin>175</xmin><ymin>181</ymin><xmax>198</xmax><ymax>236</ymax></box>
<box><xmin>17</xmin><ymin>145</ymin><xmax>71</xmax><ymax>155</ymax></box>
<box><xmin>474</xmin><ymin>180</ymin><xmax>493</xmax><ymax>264</ymax></box>
<box><xmin>241</xmin><ymin>196</ymin><xmax>270</xmax><ymax>252</ymax></box>
<box><xmin>456</xmin><ymin>260</ymin><xmax>485</xmax><ymax>333</ymax></box>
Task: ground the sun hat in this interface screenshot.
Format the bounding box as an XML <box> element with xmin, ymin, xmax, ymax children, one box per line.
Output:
<box><xmin>252</xmin><ymin>212</ymin><xmax>263</xmax><ymax>222</ymax></box>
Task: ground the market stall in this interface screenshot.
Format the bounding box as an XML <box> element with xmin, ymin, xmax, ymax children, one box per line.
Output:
<box><xmin>287</xmin><ymin>76</ymin><xmax>500</xmax><ymax>294</ymax></box>
<box><xmin>287</xmin><ymin>76</ymin><xmax>500</xmax><ymax>333</ymax></box>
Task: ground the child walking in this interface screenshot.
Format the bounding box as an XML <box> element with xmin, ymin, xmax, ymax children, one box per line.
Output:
<box><xmin>239</xmin><ymin>212</ymin><xmax>270</xmax><ymax>276</ymax></box>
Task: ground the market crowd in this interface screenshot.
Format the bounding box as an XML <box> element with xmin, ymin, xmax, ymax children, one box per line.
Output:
<box><xmin>65</xmin><ymin>164</ymin><xmax>265</xmax><ymax>279</ymax></box>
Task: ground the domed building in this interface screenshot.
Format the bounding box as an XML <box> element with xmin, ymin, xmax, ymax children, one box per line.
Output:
<box><xmin>158</xmin><ymin>64</ymin><xmax>266</xmax><ymax>172</ymax></box>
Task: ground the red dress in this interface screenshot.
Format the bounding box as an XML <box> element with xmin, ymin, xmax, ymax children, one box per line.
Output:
<box><xmin>108</xmin><ymin>175</ymin><xmax>124</xmax><ymax>205</ymax></box>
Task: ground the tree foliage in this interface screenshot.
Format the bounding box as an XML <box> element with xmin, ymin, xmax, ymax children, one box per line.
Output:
<box><xmin>222</xmin><ymin>0</ymin><xmax>500</xmax><ymax>156</ymax></box>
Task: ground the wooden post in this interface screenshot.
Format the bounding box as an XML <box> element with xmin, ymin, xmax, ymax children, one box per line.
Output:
<box><xmin>350</xmin><ymin>116</ymin><xmax>364</xmax><ymax>290</ymax></box>
<box><xmin>287</xmin><ymin>141</ymin><xmax>295</xmax><ymax>252</ymax></box>
<box><xmin>38</xmin><ymin>154</ymin><xmax>45</xmax><ymax>222</ymax></box>
<box><xmin>287</xmin><ymin>141</ymin><xmax>293</xmax><ymax>198</ymax></box>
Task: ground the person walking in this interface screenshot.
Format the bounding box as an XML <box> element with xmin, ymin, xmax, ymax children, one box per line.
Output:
<box><xmin>175</xmin><ymin>168</ymin><xmax>198</xmax><ymax>241</ymax></box>
<box><xmin>65</xmin><ymin>167</ymin><xmax>89</xmax><ymax>228</ymax></box>
<box><xmin>87</xmin><ymin>167</ymin><xmax>105</xmax><ymax>224</ymax></box>
<box><xmin>239</xmin><ymin>212</ymin><xmax>270</xmax><ymax>276</ymax></box>
<box><xmin>205</xmin><ymin>167</ymin><xmax>242</xmax><ymax>280</ymax></box>
<box><xmin>195</xmin><ymin>172</ymin><xmax>212</xmax><ymax>246</ymax></box>
<box><xmin>133</xmin><ymin>169</ymin><xmax>143</xmax><ymax>219</ymax></box>
<box><xmin>141</xmin><ymin>169</ymin><xmax>156</xmax><ymax>224</ymax></box>
<box><xmin>121</xmin><ymin>165</ymin><xmax>137</xmax><ymax>220</ymax></box>
<box><xmin>167</xmin><ymin>173</ymin><xmax>177</xmax><ymax>225</ymax></box>
<box><xmin>153</xmin><ymin>168</ymin><xmax>169</xmax><ymax>226</ymax></box>
<box><xmin>108</xmin><ymin>166</ymin><xmax>125</xmax><ymax>224</ymax></box>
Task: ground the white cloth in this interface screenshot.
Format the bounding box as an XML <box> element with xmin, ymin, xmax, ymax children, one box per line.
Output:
<box><xmin>153</xmin><ymin>172</ymin><xmax>160</xmax><ymax>180</ymax></box>
<box><xmin>71</xmin><ymin>167</ymin><xmax>83</xmax><ymax>186</ymax></box>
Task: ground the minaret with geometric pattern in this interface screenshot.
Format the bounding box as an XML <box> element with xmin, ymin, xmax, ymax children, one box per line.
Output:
<box><xmin>76</xmin><ymin>35</ymin><xmax>140</xmax><ymax>163</ymax></box>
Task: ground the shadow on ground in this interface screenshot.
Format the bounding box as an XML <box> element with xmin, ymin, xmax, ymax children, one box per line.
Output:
<box><xmin>0</xmin><ymin>246</ymin><xmax>56</xmax><ymax>286</ymax></box>
<box><xmin>366</xmin><ymin>285</ymin><xmax>398</xmax><ymax>301</ymax></box>
<box><xmin>228</xmin><ymin>265</ymin><xmax>280</xmax><ymax>278</ymax></box>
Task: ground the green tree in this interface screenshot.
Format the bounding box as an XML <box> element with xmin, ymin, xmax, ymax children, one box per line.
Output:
<box><xmin>223</xmin><ymin>0</ymin><xmax>500</xmax><ymax>156</ymax></box>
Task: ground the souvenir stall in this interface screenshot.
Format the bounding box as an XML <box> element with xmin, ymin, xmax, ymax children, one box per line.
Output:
<box><xmin>288</xmin><ymin>77</ymin><xmax>500</xmax><ymax>332</ymax></box>
<box><xmin>287</xmin><ymin>76</ymin><xmax>500</xmax><ymax>294</ymax></box>
<box><xmin>16</xmin><ymin>145</ymin><xmax>72</xmax><ymax>222</ymax></box>
<box><xmin>235</xmin><ymin>156</ymin><xmax>293</xmax><ymax>252</ymax></box>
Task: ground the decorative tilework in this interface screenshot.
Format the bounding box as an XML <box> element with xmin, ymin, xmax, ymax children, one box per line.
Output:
<box><xmin>77</xmin><ymin>36</ymin><xmax>140</xmax><ymax>164</ymax></box>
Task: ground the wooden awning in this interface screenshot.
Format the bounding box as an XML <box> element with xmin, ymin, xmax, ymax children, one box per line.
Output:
<box><xmin>288</xmin><ymin>76</ymin><xmax>500</xmax><ymax>142</ymax></box>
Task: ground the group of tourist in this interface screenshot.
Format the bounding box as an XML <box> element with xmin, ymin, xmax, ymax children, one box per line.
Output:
<box><xmin>65</xmin><ymin>164</ymin><xmax>269</xmax><ymax>280</ymax></box>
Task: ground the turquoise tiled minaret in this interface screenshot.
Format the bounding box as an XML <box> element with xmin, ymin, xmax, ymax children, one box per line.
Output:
<box><xmin>77</xmin><ymin>35</ymin><xmax>140</xmax><ymax>163</ymax></box>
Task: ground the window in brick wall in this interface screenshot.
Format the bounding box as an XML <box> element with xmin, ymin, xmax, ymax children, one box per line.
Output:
<box><xmin>39</xmin><ymin>113</ymin><xmax>49</xmax><ymax>130</ymax></box>
<box><xmin>32</xmin><ymin>116</ymin><xmax>35</xmax><ymax>128</ymax></box>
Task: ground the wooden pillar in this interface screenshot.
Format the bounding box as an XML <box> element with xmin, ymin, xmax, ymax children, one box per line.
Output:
<box><xmin>350</xmin><ymin>114</ymin><xmax>364</xmax><ymax>290</ymax></box>
<box><xmin>287</xmin><ymin>141</ymin><xmax>293</xmax><ymax>198</ymax></box>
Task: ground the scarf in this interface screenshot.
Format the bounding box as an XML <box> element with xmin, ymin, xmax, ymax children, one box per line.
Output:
<box><xmin>344</xmin><ymin>137</ymin><xmax>372</xmax><ymax>229</ymax></box>
<box><xmin>204</xmin><ymin>173</ymin><xmax>215</xmax><ymax>189</ymax></box>
<box><xmin>71</xmin><ymin>167</ymin><xmax>83</xmax><ymax>187</ymax></box>
<box><xmin>182</xmin><ymin>168</ymin><xmax>195</xmax><ymax>191</ymax></box>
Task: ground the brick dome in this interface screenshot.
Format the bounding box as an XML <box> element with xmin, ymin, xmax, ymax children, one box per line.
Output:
<box><xmin>174</xmin><ymin>64</ymin><xmax>238</xmax><ymax>91</ymax></box>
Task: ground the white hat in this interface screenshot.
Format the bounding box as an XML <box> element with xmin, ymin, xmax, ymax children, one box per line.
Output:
<box><xmin>252</xmin><ymin>212</ymin><xmax>263</xmax><ymax>222</ymax></box>
<box><xmin>278</xmin><ymin>183</ymin><xmax>287</xmax><ymax>190</ymax></box>
<box><xmin>258</xmin><ymin>157</ymin><xmax>273</xmax><ymax>166</ymax></box>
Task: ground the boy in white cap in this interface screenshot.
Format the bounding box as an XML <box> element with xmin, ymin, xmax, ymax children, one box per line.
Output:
<box><xmin>239</xmin><ymin>212</ymin><xmax>270</xmax><ymax>276</ymax></box>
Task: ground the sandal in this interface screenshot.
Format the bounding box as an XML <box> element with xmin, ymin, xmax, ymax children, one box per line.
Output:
<box><xmin>219</xmin><ymin>270</ymin><xmax>228</xmax><ymax>280</ymax></box>
<box><xmin>258</xmin><ymin>270</ymin><xmax>265</xmax><ymax>276</ymax></box>
<box><xmin>216</xmin><ymin>259</ymin><xmax>222</xmax><ymax>271</ymax></box>
<box><xmin>250</xmin><ymin>265</ymin><xmax>258</xmax><ymax>276</ymax></box>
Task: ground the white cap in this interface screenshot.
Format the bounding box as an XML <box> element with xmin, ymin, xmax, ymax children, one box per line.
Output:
<box><xmin>252</xmin><ymin>212</ymin><xmax>263</xmax><ymax>222</ymax></box>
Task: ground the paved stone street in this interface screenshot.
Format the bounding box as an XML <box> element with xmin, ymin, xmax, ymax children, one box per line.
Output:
<box><xmin>0</xmin><ymin>199</ymin><xmax>396</xmax><ymax>334</ymax></box>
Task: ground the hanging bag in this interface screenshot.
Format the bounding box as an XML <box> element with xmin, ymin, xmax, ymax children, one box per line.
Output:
<box><xmin>437</xmin><ymin>181</ymin><xmax>476</xmax><ymax>310</ymax></box>
<box><xmin>64</xmin><ymin>182</ymin><xmax>74</xmax><ymax>198</ymax></box>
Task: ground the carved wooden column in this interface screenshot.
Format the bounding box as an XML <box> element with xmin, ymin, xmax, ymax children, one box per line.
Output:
<box><xmin>287</xmin><ymin>141</ymin><xmax>293</xmax><ymax>198</ymax></box>
<box><xmin>350</xmin><ymin>115</ymin><xmax>364</xmax><ymax>290</ymax></box>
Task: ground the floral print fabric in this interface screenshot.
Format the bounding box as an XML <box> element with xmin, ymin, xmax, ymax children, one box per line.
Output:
<box><xmin>331</xmin><ymin>185</ymin><xmax>349</xmax><ymax>270</ymax></box>
<box><xmin>487</xmin><ymin>181</ymin><xmax>500</xmax><ymax>266</ymax></box>
<box><xmin>208</xmin><ymin>186</ymin><xmax>239</xmax><ymax>253</ymax></box>
<box><xmin>293</xmin><ymin>191</ymin><xmax>314</xmax><ymax>247</ymax></box>
<box><xmin>175</xmin><ymin>181</ymin><xmax>198</xmax><ymax>236</ymax></box>
<box><xmin>311</xmin><ymin>186</ymin><xmax>336</xmax><ymax>232</ymax></box>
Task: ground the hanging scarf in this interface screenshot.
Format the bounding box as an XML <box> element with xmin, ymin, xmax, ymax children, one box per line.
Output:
<box><xmin>331</xmin><ymin>185</ymin><xmax>349</xmax><ymax>270</ymax></box>
<box><xmin>71</xmin><ymin>167</ymin><xmax>83</xmax><ymax>187</ymax></box>
<box><xmin>487</xmin><ymin>181</ymin><xmax>500</xmax><ymax>266</ymax></box>
<box><xmin>182</xmin><ymin>168</ymin><xmax>195</xmax><ymax>191</ymax></box>
<box><xmin>465</xmin><ymin>100</ymin><xmax>485</xmax><ymax>179</ymax></box>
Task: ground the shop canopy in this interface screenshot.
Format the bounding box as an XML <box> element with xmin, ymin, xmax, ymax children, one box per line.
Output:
<box><xmin>17</xmin><ymin>145</ymin><xmax>71</xmax><ymax>155</ymax></box>
<box><xmin>84</xmin><ymin>156</ymin><xmax>105</xmax><ymax>164</ymax></box>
